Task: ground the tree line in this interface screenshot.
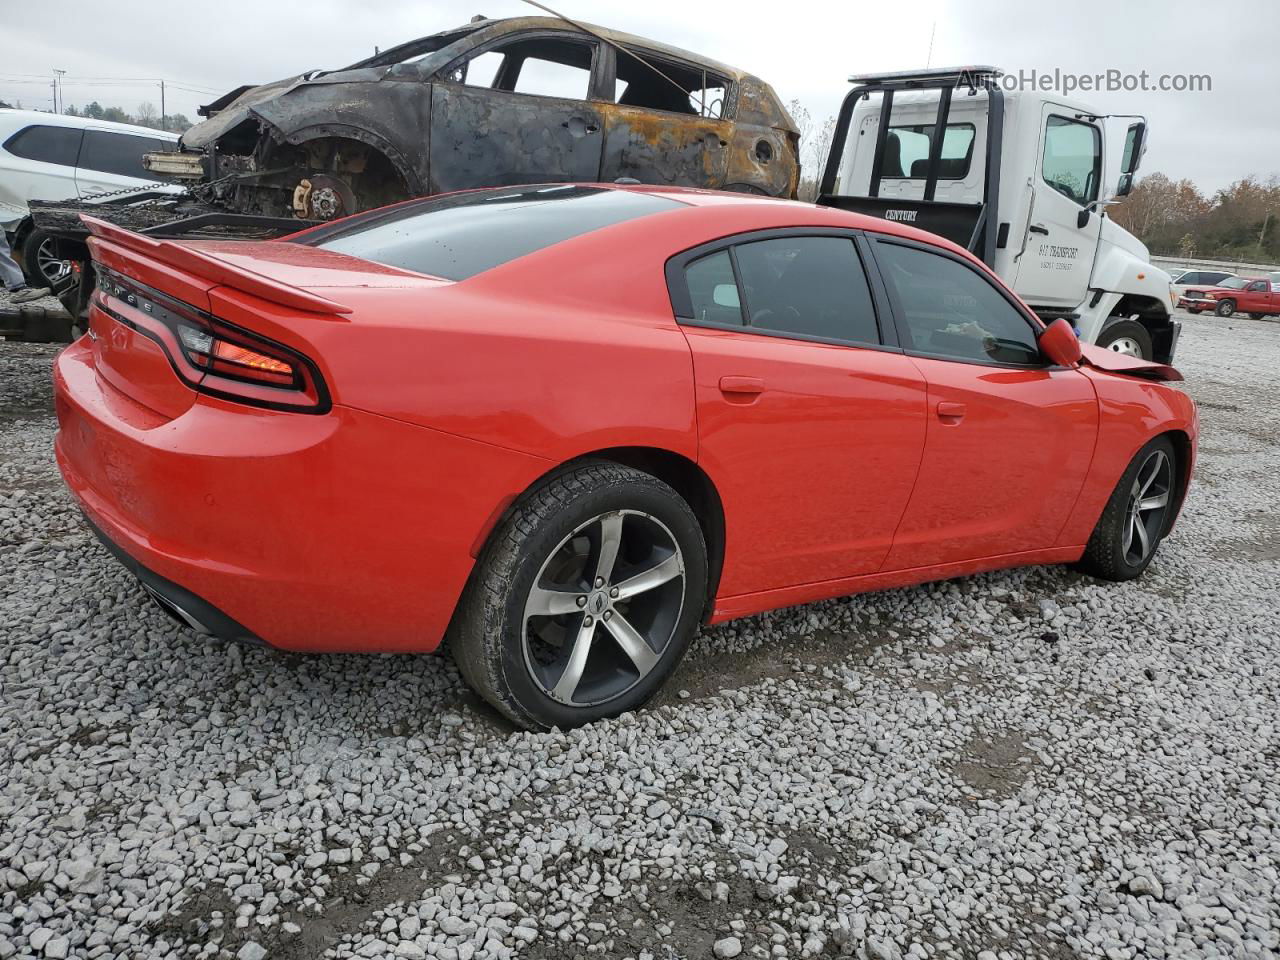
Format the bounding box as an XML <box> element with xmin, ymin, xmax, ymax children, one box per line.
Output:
<box><xmin>1109</xmin><ymin>174</ymin><xmax>1280</xmax><ymax>264</ymax></box>
<box><xmin>0</xmin><ymin>99</ymin><xmax>192</xmax><ymax>133</ymax></box>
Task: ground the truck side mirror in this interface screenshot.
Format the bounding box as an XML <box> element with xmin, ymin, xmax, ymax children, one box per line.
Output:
<box><xmin>1116</xmin><ymin>173</ymin><xmax>1134</xmax><ymax>197</ymax></box>
<box><xmin>1121</xmin><ymin>122</ymin><xmax>1146</xmax><ymax>175</ymax></box>
<box><xmin>1039</xmin><ymin>318</ymin><xmax>1082</xmax><ymax>367</ymax></box>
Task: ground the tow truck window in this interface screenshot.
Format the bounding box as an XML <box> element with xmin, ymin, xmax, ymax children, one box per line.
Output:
<box><xmin>1042</xmin><ymin>116</ymin><xmax>1101</xmax><ymax>206</ymax></box>
<box><xmin>879</xmin><ymin>124</ymin><xmax>975</xmax><ymax>180</ymax></box>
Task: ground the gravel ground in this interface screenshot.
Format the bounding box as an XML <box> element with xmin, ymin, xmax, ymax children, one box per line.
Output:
<box><xmin>1</xmin><ymin>312</ymin><xmax>1278</xmax><ymax>960</ymax></box>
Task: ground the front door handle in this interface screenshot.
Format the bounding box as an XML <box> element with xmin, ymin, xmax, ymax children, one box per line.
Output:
<box><xmin>1029</xmin><ymin>223</ymin><xmax>1050</xmax><ymax>236</ymax></box>
<box><xmin>719</xmin><ymin>375</ymin><xmax>766</xmax><ymax>400</ymax></box>
<box><xmin>936</xmin><ymin>401</ymin><xmax>967</xmax><ymax>423</ymax></box>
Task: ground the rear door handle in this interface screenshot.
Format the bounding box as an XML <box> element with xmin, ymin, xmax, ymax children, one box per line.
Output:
<box><xmin>719</xmin><ymin>375</ymin><xmax>766</xmax><ymax>398</ymax></box>
<box><xmin>1029</xmin><ymin>223</ymin><xmax>1050</xmax><ymax>236</ymax></box>
<box><xmin>936</xmin><ymin>401</ymin><xmax>967</xmax><ymax>422</ymax></box>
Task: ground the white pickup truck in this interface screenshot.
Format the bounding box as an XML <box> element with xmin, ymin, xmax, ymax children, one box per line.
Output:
<box><xmin>818</xmin><ymin>66</ymin><xmax>1178</xmax><ymax>362</ymax></box>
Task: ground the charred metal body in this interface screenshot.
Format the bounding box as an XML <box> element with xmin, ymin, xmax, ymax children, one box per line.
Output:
<box><xmin>149</xmin><ymin>16</ymin><xmax>801</xmax><ymax>220</ymax></box>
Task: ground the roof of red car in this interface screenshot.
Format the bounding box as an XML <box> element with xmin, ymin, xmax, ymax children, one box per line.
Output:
<box><xmin>599</xmin><ymin>182</ymin><xmax>981</xmax><ymax>263</ymax></box>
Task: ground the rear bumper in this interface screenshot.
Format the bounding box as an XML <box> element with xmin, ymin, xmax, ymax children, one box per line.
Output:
<box><xmin>83</xmin><ymin>510</ymin><xmax>265</xmax><ymax>645</ymax></box>
<box><xmin>54</xmin><ymin>337</ymin><xmax>551</xmax><ymax>653</ymax></box>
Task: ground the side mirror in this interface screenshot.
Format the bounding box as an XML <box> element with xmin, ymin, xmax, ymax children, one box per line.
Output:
<box><xmin>1039</xmin><ymin>317</ymin><xmax>1082</xmax><ymax>367</ymax></box>
<box><xmin>1116</xmin><ymin>172</ymin><xmax>1134</xmax><ymax>197</ymax></box>
<box><xmin>1121</xmin><ymin>121</ymin><xmax>1146</xmax><ymax>176</ymax></box>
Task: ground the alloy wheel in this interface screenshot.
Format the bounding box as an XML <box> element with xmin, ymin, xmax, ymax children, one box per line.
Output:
<box><xmin>1123</xmin><ymin>449</ymin><xmax>1173</xmax><ymax>566</ymax></box>
<box><xmin>522</xmin><ymin>510</ymin><xmax>685</xmax><ymax>707</ymax></box>
<box><xmin>36</xmin><ymin>237</ymin><xmax>72</xmax><ymax>287</ymax></box>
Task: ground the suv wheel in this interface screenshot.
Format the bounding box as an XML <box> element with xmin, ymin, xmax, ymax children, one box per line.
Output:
<box><xmin>454</xmin><ymin>462</ymin><xmax>708</xmax><ymax>729</ymax></box>
<box><xmin>22</xmin><ymin>229</ymin><xmax>72</xmax><ymax>289</ymax></box>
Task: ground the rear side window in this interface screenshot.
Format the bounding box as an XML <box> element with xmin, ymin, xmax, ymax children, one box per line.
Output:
<box><xmin>78</xmin><ymin>131</ymin><xmax>175</xmax><ymax>178</ymax></box>
<box><xmin>734</xmin><ymin>237</ymin><xmax>879</xmax><ymax>344</ymax></box>
<box><xmin>3</xmin><ymin>124</ymin><xmax>82</xmax><ymax>167</ymax></box>
<box><xmin>686</xmin><ymin>251</ymin><xmax>741</xmax><ymax>325</ymax></box>
<box><xmin>874</xmin><ymin>240</ymin><xmax>1041</xmax><ymax>366</ymax></box>
<box><xmin>679</xmin><ymin>235</ymin><xmax>880</xmax><ymax>346</ymax></box>
<box><xmin>614</xmin><ymin>50</ymin><xmax>731</xmax><ymax>120</ymax></box>
<box><xmin>880</xmin><ymin>124</ymin><xmax>975</xmax><ymax>180</ymax></box>
<box><xmin>298</xmin><ymin>185</ymin><xmax>681</xmax><ymax>281</ymax></box>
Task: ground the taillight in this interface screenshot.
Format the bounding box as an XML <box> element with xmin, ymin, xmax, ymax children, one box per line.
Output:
<box><xmin>95</xmin><ymin>266</ymin><xmax>330</xmax><ymax>413</ymax></box>
<box><xmin>177</xmin><ymin>325</ymin><xmax>298</xmax><ymax>386</ymax></box>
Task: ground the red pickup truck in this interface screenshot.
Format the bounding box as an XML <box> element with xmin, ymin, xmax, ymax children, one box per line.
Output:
<box><xmin>1179</xmin><ymin>276</ymin><xmax>1280</xmax><ymax>318</ymax></box>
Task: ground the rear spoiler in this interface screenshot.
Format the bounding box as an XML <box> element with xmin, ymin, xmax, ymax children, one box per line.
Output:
<box><xmin>80</xmin><ymin>214</ymin><xmax>352</xmax><ymax>316</ymax></box>
<box><xmin>1078</xmin><ymin>343</ymin><xmax>1182</xmax><ymax>382</ymax></box>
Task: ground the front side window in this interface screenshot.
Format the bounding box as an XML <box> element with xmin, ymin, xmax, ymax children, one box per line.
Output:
<box><xmin>78</xmin><ymin>131</ymin><xmax>174</xmax><ymax>178</ymax></box>
<box><xmin>880</xmin><ymin>123</ymin><xmax>975</xmax><ymax>180</ymax></box>
<box><xmin>1247</xmin><ymin>281</ymin><xmax>1268</xmax><ymax>293</ymax></box>
<box><xmin>444</xmin><ymin>35</ymin><xmax>595</xmax><ymax>101</ymax></box>
<box><xmin>874</xmin><ymin>240</ymin><xmax>1041</xmax><ymax>365</ymax></box>
<box><xmin>3</xmin><ymin>125</ymin><xmax>82</xmax><ymax>167</ymax></box>
<box><xmin>1042</xmin><ymin>115</ymin><xmax>1101</xmax><ymax>206</ymax></box>
<box><xmin>298</xmin><ymin>184</ymin><xmax>680</xmax><ymax>281</ymax></box>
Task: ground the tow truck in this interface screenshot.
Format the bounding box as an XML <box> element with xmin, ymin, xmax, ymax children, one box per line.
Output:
<box><xmin>818</xmin><ymin>66</ymin><xmax>1178</xmax><ymax>361</ymax></box>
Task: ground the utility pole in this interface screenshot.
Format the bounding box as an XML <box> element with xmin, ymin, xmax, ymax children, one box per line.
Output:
<box><xmin>160</xmin><ymin>79</ymin><xmax>166</xmax><ymax>131</ymax></box>
<box><xmin>53</xmin><ymin>69</ymin><xmax>66</xmax><ymax>113</ymax></box>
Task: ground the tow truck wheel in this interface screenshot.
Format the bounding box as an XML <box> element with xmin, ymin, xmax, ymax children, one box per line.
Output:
<box><xmin>1096</xmin><ymin>319</ymin><xmax>1153</xmax><ymax>360</ymax></box>
<box><xmin>1215</xmin><ymin>299</ymin><xmax>1236</xmax><ymax>318</ymax></box>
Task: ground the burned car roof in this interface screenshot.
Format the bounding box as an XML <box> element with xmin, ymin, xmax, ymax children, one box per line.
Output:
<box><xmin>347</xmin><ymin>16</ymin><xmax>745</xmax><ymax>82</ymax></box>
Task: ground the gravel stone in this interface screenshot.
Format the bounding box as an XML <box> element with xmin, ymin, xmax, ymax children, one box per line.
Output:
<box><xmin>2</xmin><ymin>314</ymin><xmax>1278</xmax><ymax>959</ymax></box>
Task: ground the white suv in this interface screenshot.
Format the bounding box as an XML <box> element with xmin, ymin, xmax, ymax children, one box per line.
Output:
<box><xmin>1</xmin><ymin>110</ymin><xmax>181</xmax><ymax>288</ymax></box>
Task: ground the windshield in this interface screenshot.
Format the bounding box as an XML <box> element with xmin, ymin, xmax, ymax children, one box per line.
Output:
<box><xmin>1218</xmin><ymin>277</ymin><xmax>1248</xmax><ymax>289</ymax></box>
<box><xmin>343</xmin><ymin>26</ymin><xmax>484</xmax><ymax>70</ymax></box>
<box><xmin>295</xmin><ymin>185</ymin><xmax>683</xmax><ymax>281</ymax></box>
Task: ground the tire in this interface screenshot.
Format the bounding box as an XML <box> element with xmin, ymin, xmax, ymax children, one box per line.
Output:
<box><xmin>1214</xmin><ymin>299</ymin><xmax>1236</xmax><ymax>318</ymax></box>
<box><xmin>1075</xmin><ymin>436</ymin><xmax>1178</xmax><ymax>582</ymax></box>
<box><xmin>1249</xmin><ymin>313</ymin><xmax>1265</xmax><ymax>320</ymax></box>
<box><xmin>1095</xmin><ymin>319</ymin><xmax>1153</xmax><ymax>359</ymax></box>
<box><xmin>1187</xmin><ymin>308</ymin><xmax>1203</xmax><ymax>315</ymax></box>
<box><xmin>453</xmin><ymin>462</ymin><xmax>708</xmax><ymax>730</ymax></box>
<box><xmin>21</xmin><ymin>229</ymin><xmax>72</xmax><ymax>289</ymax></box>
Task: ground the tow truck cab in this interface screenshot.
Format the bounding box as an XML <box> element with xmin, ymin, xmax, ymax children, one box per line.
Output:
<box><xmin>818</xmin><ymin>66</ymin><xmax>1179</xmax><ymax>363</ymax></box>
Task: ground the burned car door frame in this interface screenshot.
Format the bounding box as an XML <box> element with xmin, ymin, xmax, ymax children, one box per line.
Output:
<box><xmin>427</xmin><ymin>29</ymin><xmax>609</xmax><ymax>193</ymax></box>
<box><xmin>595</xmin><ymin>44</ymin><xmax>734</xmax><ymax>190</ymax></box>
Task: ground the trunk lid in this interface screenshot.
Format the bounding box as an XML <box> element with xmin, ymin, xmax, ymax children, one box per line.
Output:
<box><xmin>82</xmin><ymin>216</ymin><xmax>444</xmax><ymax>420</ymax></box>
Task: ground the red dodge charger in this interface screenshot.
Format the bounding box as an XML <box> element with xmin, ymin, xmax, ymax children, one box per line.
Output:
<box><xmin>54</xmin><ymin>184</ymin><xmax>1197</xmax><ymax>729</ymax></box>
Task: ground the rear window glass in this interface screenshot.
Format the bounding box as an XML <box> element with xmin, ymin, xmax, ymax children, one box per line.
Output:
<box><xmin>3</xmin><ymin>124</ymin><xmax>82</xmax><ymax>167</ymax></box>
<box><xmin>78</xmin><ymin>131</ymin><xmax>175</xmax><ymax>178</ymax></box>
<box><xmin>297</xmin><ymin>185</ymin><xmax>682</xmax><ymax>281</ymax></box>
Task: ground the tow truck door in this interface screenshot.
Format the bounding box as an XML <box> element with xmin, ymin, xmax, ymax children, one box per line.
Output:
<box><xmin>1010</xmin><ymin>105</ymin><xmax>1104</xmax><ymax>312</ymax></box>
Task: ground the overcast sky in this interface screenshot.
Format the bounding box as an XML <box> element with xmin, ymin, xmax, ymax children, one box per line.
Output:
<box><xmin>2</xmin><ymin>0</ymin><xmax>1276</xmax><ymax>193</ymax></box>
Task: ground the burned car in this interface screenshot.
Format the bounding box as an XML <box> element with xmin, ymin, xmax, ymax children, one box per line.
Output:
<box><xmin>146</xmin><ymin>15</ymin><xmax>801</xmax><ymax>219</ymax></box>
